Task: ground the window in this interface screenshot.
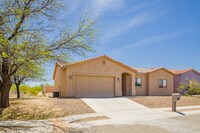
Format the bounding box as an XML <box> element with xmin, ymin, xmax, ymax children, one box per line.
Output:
<box><xmin>102</xmin><ymin>60</ymin><xmax>106</xmax><ymax>65</ymax></box>
<box><xmin>135</xmin><ymin>78</ymin><xmax>142</xmax><ymax>86</ymax></box>
<box><xmin>159</xmin><ymin>79</ymin><xmax>167</xmax><ymax>88</ymax></box>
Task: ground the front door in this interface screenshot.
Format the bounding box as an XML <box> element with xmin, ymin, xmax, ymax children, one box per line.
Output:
<box><xmin>121</xmin><ymin>73</ymin><xmax>132</xmax><ymax>96</ymax></box>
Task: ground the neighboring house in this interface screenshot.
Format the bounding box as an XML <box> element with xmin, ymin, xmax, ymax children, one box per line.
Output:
<box><xmin>43</xmin><ymin>86</ymin><xmax>58</xmax><ymax>93</ymax></box>
<box><xmin>52</xmin><ymin>55</ymin><xmax>137</xmax><ymax>98</ymax></box>
<box><xmin>169</xmin><ymin>69</ymin><xmax>200</xmax><ymax>92</ymax></box>
<box><xmin>134</xmin><ymin>68</ymin><xmax>175</xmax><ymax>96</ymax></box>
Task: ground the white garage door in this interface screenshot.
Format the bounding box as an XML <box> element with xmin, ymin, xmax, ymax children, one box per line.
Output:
<box><xmin>75</xmin><ymin>75</ymin><xmax>115</xmax><ymax>98</ymax></box>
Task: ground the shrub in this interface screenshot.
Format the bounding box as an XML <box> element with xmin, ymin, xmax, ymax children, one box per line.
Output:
<box><xmin>177</xmin><ymin>79</ymin><xmax>200</xmax><ymax>96</ymax></box>
<box><xmin>10</xmin><ymin>85</ymin><xmax>43</xmax><ymax>96</ymax></box>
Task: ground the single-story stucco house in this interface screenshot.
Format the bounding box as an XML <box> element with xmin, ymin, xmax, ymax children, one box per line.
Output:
<box><xmin>134</xmin><ymin>67</ymin><xmax>175</xmax><ymax>96</ymax></box>
<box><xmin>52</xmin><ymin>55</ymin><xmax>137</xmax><ymax>98</ymax></box>
<box><xmin>46</xmin><ymin>55</ymin><xmax>184</xmax><ymax>98</ymax></box>
<box><xmin>169</xmin><ymin>69</ymin><xmax>200</xmax><ymax>92</ymax></box>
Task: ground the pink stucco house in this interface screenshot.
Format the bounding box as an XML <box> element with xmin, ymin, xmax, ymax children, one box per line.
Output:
<box><xmin>169</xmin><ymin>69</ymin><xmax>200</xmax><ymax>92</ymax></box>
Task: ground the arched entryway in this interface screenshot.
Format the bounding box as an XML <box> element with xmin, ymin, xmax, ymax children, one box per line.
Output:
<box><xmin>121</xmin><ymin>73</ymin><xmax>132</xmax><ymax>96</ymax></box>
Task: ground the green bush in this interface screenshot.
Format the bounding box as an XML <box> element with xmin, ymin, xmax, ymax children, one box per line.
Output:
<box><xmin>10</xmin><ymin>84</ymin><xmax>43</xmax><ymax>96</ymax></box>
<box><xmin>177</xmin><ymin>79</ymin><xmax>200</xmax><ymax>96</ymax></box>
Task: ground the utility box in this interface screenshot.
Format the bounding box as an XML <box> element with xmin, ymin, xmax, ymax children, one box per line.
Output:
<box><xmin>172</xmin><ymin>93</ymin><xmax>181</xmax><ymax>111</ymax></box>
<box><xmin>53</xmin><ymin>92</ymin><xmax>60</xmax><ymax>97</ymax></box>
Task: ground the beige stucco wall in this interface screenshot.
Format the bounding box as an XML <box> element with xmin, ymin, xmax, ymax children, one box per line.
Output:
<box><xmin>54</xmin><ymin>66</ymin><xmax>61</xmax><ymax>93</ymax></box>
<box><xmin>148</xmin><ymin>69</ymin><xmax>173</xmax><ymax>96</ymax></box>
<box><xmin>135</xmin><ymin>74</ymin><xmax>147</xmax><ymax>96</ymax></box>
<box><xmin>60</xmin><ymin>58</ymin><xmax>136</xmax><ymax>97</ymax></box>
<box><xmin>53</xmin><ymin>58</ymin><xmax>174</xmax><ymax>97</ymax></box>
<box><xmin>54</xmin><ymin>65</ymin><xmax>67</xmax><ymax>97</ymax></box>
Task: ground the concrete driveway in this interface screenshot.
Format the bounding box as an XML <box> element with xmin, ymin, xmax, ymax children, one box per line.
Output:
<box><xmin>81</xmin><ymin>97</ymin><xmax>148</xmax><ymax>113</ymax></box>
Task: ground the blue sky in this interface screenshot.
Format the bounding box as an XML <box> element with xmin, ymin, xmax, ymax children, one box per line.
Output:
<box><xmin>29</xmin><ymin>0</ymin><xmax>200</xmax><ymax>86</ymax></box>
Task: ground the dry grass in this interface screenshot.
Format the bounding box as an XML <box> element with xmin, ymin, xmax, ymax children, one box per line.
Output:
<box><xmin>0</xmin><ymin>97</ymin><xmax>94</xmax><ymax>120</ymax></box>
<box><xmin>130</xmin><ymin>96</ymin><xmax>200</xmax><ymax>108</ymax></box>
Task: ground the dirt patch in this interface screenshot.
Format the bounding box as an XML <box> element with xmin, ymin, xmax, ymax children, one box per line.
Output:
<box><xmin>0</xmin><ymin>97</ymin><xmax>94</xmax><ymax>120</ymax></box>
<box><xmin>130</xmin><ymin>96</ymin><xmax>200</xmax><ymax>108</ymax></box>
<box><xmin>50</xmin><ymin>118</ymin><xmax>68</xmax><ymax>133</ymax></box>
<box><xmin>70</xmin><ymin>116</ymin><xmax>109</xmax><ymax>123</ymax></box>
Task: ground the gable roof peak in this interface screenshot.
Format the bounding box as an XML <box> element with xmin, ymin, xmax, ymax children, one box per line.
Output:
<box><xmin>55</xmin><ymin>55</ymin><xmax>137</xmax><ymax>72</ymax></box>
<box><xmin>134</xmin><ymin>67</ymin><xmax>175</xmax><ymax>75</ymax></box>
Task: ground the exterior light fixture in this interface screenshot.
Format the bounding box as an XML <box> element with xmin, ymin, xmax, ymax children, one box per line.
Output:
<box><xmin>69</xmin><ymin>75</ymin><xmax>72</xmax><ymax>79</ymax></box>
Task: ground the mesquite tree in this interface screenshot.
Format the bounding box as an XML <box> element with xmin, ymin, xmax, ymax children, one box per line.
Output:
<box><xmin>0</xmin><ymin>0</ymin><xmax>98</xmax><ymax>107</ymax></box>
<box><xmin>13</xmin><ymin>64</ymin><xmax>44</xmax><ymax>98</ymax></box>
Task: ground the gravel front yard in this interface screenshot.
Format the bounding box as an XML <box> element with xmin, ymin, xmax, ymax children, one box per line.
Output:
<box><xmin>0</xmin><ymin>97</ymin><xmax>94</xmax><ymax>120</ymax></box>
<box><xmin>130</xmin><ymin>96</ymin><xmax>200</xmax><ymax>108</ymax></box>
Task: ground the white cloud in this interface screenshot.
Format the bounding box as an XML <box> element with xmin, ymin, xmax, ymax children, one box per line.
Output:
<box><xmin>103</xmin><ymin>10</ymin><xmax>157</xmax><ymax>40</ymax></box>
<box><xmin>110</xmin><ymin>29</ymin><xmax>191</xmax><ymax>57</ymax></box>
<box><xmin>91</xmin><ymin>0</ymin><xmax>123</xmax><ymax>15</ymax></box>
<box><xmin>109</xmin><ymin>29</ymin><xmax>190</xmax><ymax>58</ymax></box>
<box><xmin>126</xmin><ymin>30</ymin><xmax>189</xmax><ymax>49</ymax></box>
<box><xmin>125</xmin><ymin>3</ymin><xmax>150</xmax><ymax>14</ymax></box>
<box><xmin>101</xmin><ymin>2</ymin><xmax>186</xmax><ymax>41</ymax></box>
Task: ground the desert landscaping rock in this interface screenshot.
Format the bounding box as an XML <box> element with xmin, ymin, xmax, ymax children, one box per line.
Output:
<box><xmin>0</xmin><ymin>98</ymin><xmax>94</xmax><ymax>120</ymax></box>
<box><xmin>130</xmin><ymin>96</ymin><xmax>200</xmax><ymax>108</ymax></box>
<box><xmin>0</xmin><ymin>120</ymin><xmax>53</xmax><ymax>133</ymax></box>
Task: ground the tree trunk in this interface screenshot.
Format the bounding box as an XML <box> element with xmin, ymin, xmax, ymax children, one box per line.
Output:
<box><xmin>0</xmin><ymin>81</ymin><xmax>12</xmax><ymax>108</ymax></box>
<box><xmin>16</xmin><ymin>84</ymin><xmax>20</xmax><ymax>98</ymax></box>
<box><xmin>0</xmin><ymin>58</ymin><xmax>14</xmax><ymax>108</ymax></box>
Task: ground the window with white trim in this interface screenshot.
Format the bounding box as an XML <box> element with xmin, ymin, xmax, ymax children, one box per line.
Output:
<box><xmin>159</xmin><ymin>79</ymin><xmax>167</xmax><ymax>88</ymax></box>
<box><xmin>135</xmin><ymin>78</ymin><xmax>142</xmax><ymax>86</ymax></box>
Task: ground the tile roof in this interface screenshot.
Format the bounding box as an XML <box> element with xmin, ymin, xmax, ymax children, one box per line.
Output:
<box><xmin>56</xmin><ymin>55</ymin><xmax>137</xmax><ymax>72</ymax></box>
<box><xmin>169</xmin><ymin>68</ymin><xmax>200</xmax><ymax>75</ymax></box>
<box><xmin>134</xmin><ymin>67</ymin><xmax>161</xmax><ymax>74</ymax></box>
<box><xmin>134</xmin><ymin>67</ymin><xmax>175</xmax><ymax>75</ymax></box>
<box><xmin>57</xmin><ymin>60</ymin><xmax>70</xmax><ymax>68</ymax></box>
